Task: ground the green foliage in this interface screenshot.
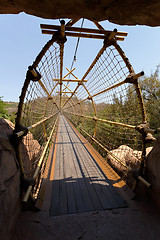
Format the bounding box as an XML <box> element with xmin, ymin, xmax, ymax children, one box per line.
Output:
<box><xmin>0</xmin><ymin>98</ymin><xmax>17</xmax><ymax>123</ymax></box>
<box><xmin>70</xmin><ymin>67</ymin><xmax>160</xmax><ymax>153</ymax></box>
<box><xmin>0</xmin><ymin>97</ymin><xmax>10</xmax><ymax>119</ymax></box>
<box><xmin>140</xmin><ymin>65</ymin><xmax>160</xmax><ymax>130</ymax></box>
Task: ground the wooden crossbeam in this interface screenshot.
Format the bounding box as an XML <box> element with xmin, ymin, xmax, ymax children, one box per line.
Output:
<box><xmin>66</xmin><ymin>67</ymin><xmax>79</xmax><ymax>80</ymax></box>
<box><xmin>53</xmin><ymin>79</ymin><xmax>87</xmax><ymax>82</ymax></box>
<box><xmin>40</xmin><ymin>24</ymin><xmax>128</xmax><ymax>37</ymax></box>
<box><xmin>41</xmin><ymin>30</ymin><xmax>125</xmax><ymax>41</ymax></box>
<box><xmin>56</xmin><ymin>91</ymin><xmax>77</xmax><ymax>93</ymax></box>
<box><xmin>63</xmin><ymin>68</ymin><xmax>75</xmax><ymax>79</ymax></box>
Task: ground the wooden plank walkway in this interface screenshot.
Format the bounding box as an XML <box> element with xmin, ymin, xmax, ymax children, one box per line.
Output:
<box><xmin>49</xmin><ymin>115</ymin><xmax>128</xmax><ymax>216</ymax></box>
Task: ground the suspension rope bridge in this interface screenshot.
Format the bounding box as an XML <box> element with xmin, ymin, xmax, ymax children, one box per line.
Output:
<box><xmin>11</xmin><ymin>18</ymin><xmax>157</xmax><ymax>215</ymax></box>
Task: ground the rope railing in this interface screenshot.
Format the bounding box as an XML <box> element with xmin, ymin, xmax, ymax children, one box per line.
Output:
<box><xmin>23</xmin><ymin>115</ymin><xmax>59</xmax><ymax>202</ymax></box>
<box><xmin>64</xmin><ymin>111</ymin><xmax>157</xmax><ymax>135</ymax></box>
<box><xmin>15</xmin><ymin>112</ymin><xmax>58</xmax><ymax>138</ymax></box>
<box><xmin>64</xmin><ymin>115</ymin><xmax>151</xmax><ymax>188</ymax></box>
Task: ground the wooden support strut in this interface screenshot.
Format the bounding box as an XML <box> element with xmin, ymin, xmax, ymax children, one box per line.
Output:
<box><xmin>59</xmin><ymin>20</ymin><xmax>65</xmax><ymax>111</ymax></box>
<box><xmin>56</xmin><ymin>91</ymin><xmax>77</xmax><ymax>93</ymax></box>
<box><xmin>63</xmin><ymin>67</ymin><xmax>75</xmax><ymax>79</ymax></box>
<box><xmin>53</xmin><ymin>78</ymin><xmax>87</xmax><ymax>82</ymax></box>
<box><xmin>38</xmin><ymin>80</ymin><xmax>59</xmax><ymax>109</ymax></box>
<box><xmin>42</xmin><ymin>30</ymin><xmax>125</xmax><ymax>41</ymax></box>
<box><xmin>40</xmin><ymin>24</ymin><xmax>128</xmax><ymax>37</ymax></box>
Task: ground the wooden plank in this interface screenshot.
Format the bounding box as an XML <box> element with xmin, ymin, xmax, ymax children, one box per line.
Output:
<box><xmin>61</xmin><ymin>124</ymin><xmax>77</xmax><ymax>214</ymax></box>
<box><xmin>42</xmin><ymin>30</ymin><xmax>125</xmax><ymax>41</ymax></box>
<box><xmin>74</xmin><ymin>142</ymin><xmax>115</xmax><ymax>209</ymax></box>
<box><xmin>49</xmin><ymin>143</ymin><xmax>61</xmax><ymax>216</ymax></box>
<box><xmin>36</xmin><ymin>122</ymin><xmax>59</xmax><ymax>211</ymax></box>
<box><xmin>66</xmin><ymin>117</ymin><xmax>128</xmax><ymax>208</ymax></box>
<box><xmin>64</xmin><ymin>117</ymin><xmax>103</xmax><ymax>211</ymax></box>
<box><xmin>40</xmin><ymin>24</ymin><xmax>128</xmax><ymax>37</ymax></box>
<box><xmin>50</xmin><ymin>119</ymin><xmax>64</xmax><ymax>216</ymax></box>
<box><xmin>70</xmin><ymin>129</ymin><xmax>114</xmax><ymax>209</ymax></box>
<box><xmin>63</xmin><ymin>116</ymin><xmax>95</xmax><ymax>213</ymax></box>
<box><xmin>75</xmin><ymin>140</ymin><xmax>126</xmax><ymax>208</ymax></box>
<box><xmin>50</xmin><ymin>115</ymin><xmax>128</xmax><ymax>216</ymax></box>
<box><xmin>67</xmin><ymin>117</ymin><xmax>133</xmax><ymax>200</ymax></box>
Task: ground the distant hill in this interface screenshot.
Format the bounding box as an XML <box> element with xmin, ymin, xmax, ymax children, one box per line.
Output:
<box><xmin>5</xmin><ymin>101</ymin><xmax>18</xmax><ymax>114</ymax></box>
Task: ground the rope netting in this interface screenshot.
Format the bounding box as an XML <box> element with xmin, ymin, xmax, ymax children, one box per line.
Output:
<box><xmin>14</xmin><ymin>19</ymin><xmax>153</xmax><ymax>201</ymax></box>
<box><xmin>14</xmin><ymin>41</ymin><xmax>60</xmax><ymax>198</ymax></box>
<box><xmin>63</xmin><ymin>36</ymin><xmax>149</xmax><ymax>186</ymax></box>
<box><xmin>64</xmin><ymin>44</ymin><xmax>143</xmax><ymax>152</ymax></box>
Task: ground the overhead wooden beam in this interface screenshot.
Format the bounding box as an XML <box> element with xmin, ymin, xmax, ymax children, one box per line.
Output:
<box><xmin>40</xmin><ymin>24</ymin><xmax>128</xmax><ymax>37</ymax></box>
<box><xmin>52</xmin><ymin>78</ymin><xmax>87</xmax><ymax>82</ymax></box>
<box><xmin>56</xmin><ymin>91</ymin><xmax>77</xmax><ymax>93</ymax></box>
<box><xmin>41</xmin><ymin>30</ymin><xmax>125</xmax><ymax>41</ymax></box>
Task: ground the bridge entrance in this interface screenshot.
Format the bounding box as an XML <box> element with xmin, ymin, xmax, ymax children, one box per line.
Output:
<box><xmin>12</xmin><ymin>18</ymin><xmax>153</xmax><ymax>209</ymax></box>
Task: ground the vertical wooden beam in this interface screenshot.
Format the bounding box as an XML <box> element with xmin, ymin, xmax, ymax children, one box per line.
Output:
<box><xmin>59</xmin><ymin>20</ymin><xmax>65</xmax><ymax>112</ymax></box>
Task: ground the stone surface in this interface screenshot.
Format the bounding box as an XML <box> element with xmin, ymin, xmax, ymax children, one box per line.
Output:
<box><xmin>20</xmin><ymin>132</ymin><xmax>42</xmax><ymax>177</ymax></box>
<box><xmin>107</xmin><ymin>145</ymin><xmax>152</xmax><ymax>187</ymax></box>
<box><xmin>13</xmin><ymin>184</ymin><xmax>160</xmax><ymax>240</ymax></box>
<box><xmin>107</xmin><ymin>145</ymin><xmax>140</xmax><ymax>170</ymax></box>
<box><xmin>0</xmin><ymin>118</ymin><xmax>21</xmax><ymax>240</ymax></box>
<box><xmin>0</xmin><ymin>0</ymin><xmax>160</xmax><ymax>26</ymax></box>
<box><xmin>147</xmin><ymin>135</ymin><xmax>160</xmax><ymax>210</ymax></box>
<box><xmin>0</xmin><ymin>118</ymin><xmax>43</xmax><ymax>240</ymax></box>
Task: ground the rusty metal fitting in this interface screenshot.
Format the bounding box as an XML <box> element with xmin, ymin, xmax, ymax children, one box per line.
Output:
<box><xmin>93</xmin><ymin>116</ymin><xmax>98</xmax><ymax>121</ymax></box>
<box><xmin>53</xmin><ymin>21</ymin><xmax>67</xmax><ymax>44</ymax></box>
<box><xmin>78</xmin><ymin>82</ymin><xmax>83</xmax><ymax>86</ymax></box>
<box><xmin>87</xmin><ymin>96</ymin><xmax>92</xmax><ymax>100</ymax></box>
<box><xmin>47</xmin><ymin>96</ymin><xmax>53</xmax><ymax>100</ymax></box>
<box><xmin>135</xmin><ymin>123</ymin><xmax>156</xmax><ymax>143</ymax></box>
<box><xmin>10</xmin><ymin>123</ymin><xmax>28</xmax><ymax>147</ymax></box>
<box><xmin>27</xmin><ymin>66</ymin><xmax>41</xmax><ymax>82</ymax></box>
<box><xmin>103</xmin><ymin>28</ymin><xmax>117</xmax><ymax>46</ymax></box>
<box><xmin>125</xmin><ymin>71</ymin><xmax>144</xmax><ymax>84</ymax></box>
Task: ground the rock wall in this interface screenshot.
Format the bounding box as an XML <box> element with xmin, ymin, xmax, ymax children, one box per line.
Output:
<box><xmin>0</xmin><ymin>0</ymin><xmax>160</xmax><ymax>26</ymax></box>
<box><xmin>0</xmin><ymin>118</ymin><xmax>43</xmax><ymax>240</ymax></box>
<box><xmin>0</xmin><ymin>119</ymin><xmax>21</xmax><ymax>240</ymax></box>
<box><xmin>107</xmin><ymin>145</ymin><xmax>152</xmax><ymax>188</ymax></box>
<box><xmin>147</xmin><ymin>135</ymin><xmax>160</xmax><ymax>209</ymax></box>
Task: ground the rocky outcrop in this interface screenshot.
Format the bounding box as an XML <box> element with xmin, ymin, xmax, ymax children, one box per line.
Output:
<box><xmin>0</xmin><ymin>0</ymin><xmax>160</xmax><ymax>26</ymax></box>
<box><xmin>0</xmin><ymin>119</ymin><xmax>21</xmax><ymax>240</ymax></box>
<box><xmin>147</xmin><ymin>135</ymin><xmax>160</xmax><ymax>209</ymax></box>
<box><xmin>107</xmin><ymin>145</ymin><xmax>152</xmax><ymax>187</ymax></box>
<box><xmin>20</xmin><ymin>131</ymin><xmax>42</xmax><ymax>177</ymax></box>
<box><xmin>0</xmin><ymin>118</ymin><xmax>42</xmax><ymax>240</ymax></box>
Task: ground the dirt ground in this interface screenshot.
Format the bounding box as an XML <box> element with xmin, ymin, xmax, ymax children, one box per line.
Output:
<box><xmin>13</xmin><ymin>194</ymin><xmax>160</xmax><ymax>240</ymax></box>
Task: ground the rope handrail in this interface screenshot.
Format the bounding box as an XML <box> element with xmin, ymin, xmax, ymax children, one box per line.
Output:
<box><xmin>65</xmin><ymin>111</ymin><xmax>157</xmax><ymax>134</ymax></box>
<box><xmin>15</xmin><ymin>112</ymin><xmax>59</xmax><ymax>137</ymax></box>
<box><xmin>69</xmin><ymin>119</ymin><xmax>151</xmax><ymax>188</ymax></box>
<box><xmin>23</xmin><ymin>115</ymin><xmax>59</xmax><ymax>202</ymax></box>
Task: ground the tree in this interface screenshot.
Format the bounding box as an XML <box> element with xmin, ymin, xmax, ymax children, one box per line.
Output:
<box><xmin>0</xmin><ymin>97</ymin><xmax>9</xmax><ymax>119</ymax></box>
<box><xmin>140</xmin><ymin>66</ymin><xmax>160</xmax><ymax>130</ymax></box>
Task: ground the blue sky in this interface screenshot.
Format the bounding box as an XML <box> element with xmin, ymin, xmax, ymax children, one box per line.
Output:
<box><xmin>0</xmin><ymin>13</ymin><xmax>160</xmax><ymax>102</ymax></box>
